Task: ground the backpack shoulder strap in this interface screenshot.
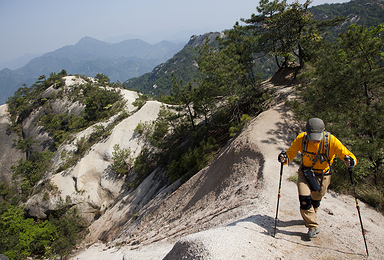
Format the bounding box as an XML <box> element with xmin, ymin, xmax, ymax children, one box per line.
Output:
<box><xmin>301</xmin><ymin>132</ymin><xmax>307</xmax><ymax>152</ymax></box>
<box><xmin>302</xmin><ymin>132</ymin><xmax>316</xmax><ymax>155</ymax></box>
<box><xmin>321</xmin><ymin>131</ymin><xmax>331</xmax><ymax>164</ymax></box>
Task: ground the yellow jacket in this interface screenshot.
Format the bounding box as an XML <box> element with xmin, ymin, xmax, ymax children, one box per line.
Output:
<box><xmin>284</xmin><ymin>132</ymin><xmax>357</xmax><ymax>173</ymax></box>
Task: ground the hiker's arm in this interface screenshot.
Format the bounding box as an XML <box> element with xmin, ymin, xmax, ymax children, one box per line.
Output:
<box><xmin>282</xmin><ymin>133</ymin><xmax>303</xmax><ymax>165</ymax></box>
<box><xmin>332</xmin><ymin>136</ymin><xmax>357</xmax><ymax>167</ymax></box>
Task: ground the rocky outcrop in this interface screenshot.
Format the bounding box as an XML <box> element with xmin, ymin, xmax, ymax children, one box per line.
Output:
<box><xmin>0</xmin><ymin>104</ymin><xmax>24</xmax><ymax>185</ymax></box>
<box><xmin>20</xmin><ymin>76</ymin><xmax>167</xmax><ymax>222</ymax></box>
<box><xmin>83</xmin><ymin>128</ymin><xmax>264</xmax><ymax>245</ymax></box>
<box><xmin>163</xmin><ymin>237</ymin><xmax>212</xmax><ymax>260</ymax></box>
<box><xmin>21</xmin><ymin>76</ymin><xmax>87</xmax><ymax>154</ymax></box>
<box><xmin>0</xmin><ymin>254</ymin><xmax>9</xmax><ymax>260</ymax></box>
<box><xmin>185</xmin><ymin>32</ymin><xmax>223</xmax><ymax>48</ymax></box>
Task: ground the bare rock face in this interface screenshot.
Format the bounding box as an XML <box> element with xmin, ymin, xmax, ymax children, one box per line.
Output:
<box><xmin>0</xmin><ymin>104</ymin><xmax>24</xmax><ymax>185</ymax></box>
<box><xmin>186</xmin><ymin>32</ymin><xmax>222</xmax><ymax>48</ymax></box>
<box><xmin>0</xmin><ymin>253</ymin><xmax>10</xmax><ymax>260</ymax></box>
<box><xmin>82</xmin><ymin>115</ymin><xmax>264</xmax><ymax>246</ymax></box>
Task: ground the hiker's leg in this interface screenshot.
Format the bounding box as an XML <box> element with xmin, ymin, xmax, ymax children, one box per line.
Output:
<box><xmin>298</xmin><ymin>170</ymin><xmax>318</xmax><ymax>229</ymax></box>
<box><xmin>311</xmin><ymin>175</ymin><xmax>331</xmax><ymax>213</ymax></box>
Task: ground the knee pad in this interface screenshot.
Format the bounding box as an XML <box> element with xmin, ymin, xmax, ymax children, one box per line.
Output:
<box><xmin>299</xmin><ymin>195</ymin><xmax>312</xmax><ymax>210</ymax></box>
<box><xmin>312</xmin><ymin>199</ymin><xmax>321</xmax><ymax>209</ymax></box>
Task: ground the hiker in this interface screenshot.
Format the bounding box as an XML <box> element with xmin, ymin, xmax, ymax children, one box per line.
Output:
<box><xmin>278</xmin><ymin>118</ymin><xmax>357</xmax><ymax>239</ymax></box>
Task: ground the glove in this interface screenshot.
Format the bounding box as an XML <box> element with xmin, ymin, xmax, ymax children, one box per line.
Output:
<box><xmin>278</xmin><ymin>151</ymin><xmax>287</xmax><ymax>163</ymax></box>
<box><xmin>344</xmin><ymin>155</ymin><xmax>355</xmax><ymax>168</ymax></box>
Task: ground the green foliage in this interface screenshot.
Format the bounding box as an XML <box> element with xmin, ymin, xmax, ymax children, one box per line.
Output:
<box><xmin>94</xmin><ymin>73</ymin><xmax>110</xmax><ymax>84</ymax></box>
<box><xmin>56</xmin><ymin>125</ymin><xmax>115</xmax><ymax>173</ymax></box>
<box><xmin>0</xmin><ymin>182</ymin><xmax>19</xmax><ymax>207</ymax></box>
<box><xmin>83</xmin><ymin>84</ymin><xmax>123</xmax><ymax>122</ymax></box>
<box><xmin>125</xmin><ymin>33</ymin><xmax>278</xmax><ymax>99</ymax></box>
<box><xmin>0</xmin><ymin>197</ymin><xmax>88</xmax><ymax>260</ymax></box>
<box><xmin>41</xmin><ymin>95</ymin><xmax>122</xmax><ymax>150</ymax></box>
<box><xmin>6</xmin><ymin>71</ymin><xmax>67</xmax><ymax>132</ymax></box>
<box><xmin>13</xmin><ymin>136</ymin><xmax>40</xmax><ymax>159</ymax></box>
<box><xmin>134</xmin><ymin>120</ymin><xmax>153</xmax><ymax>139</ymax></box>
<box><xmin>134</xmin><ymin>107</ymin><xmax>176</xmax><ymax>148</ymax></box>
<box><xmin>1</xmin><ymin>6</ymin><xmax>382</xmax><ymax>260</ymax></box>
<box><xmin>229</xmin><ymin>114</ymin><xmax>252</xmax><ymax>137</ymax></box>
<box><xmin>134</xmin><ymin>148</ymin><xmax>156</xmax><ymax>177</ymax></box>
<box><xmin>11</xmin><ymin>150</ymin><xmax>53</xmax><ymax>201</ymax></box>
<box><xmin>2</xmin><ymin>72</ymin><xmax>124</xmax><ymax>259</ymax></box>
<box><xmin>287</xmin><ymin>173</ymin><xmax>298</xmax><ymax>183</ymax></box>
<box><xmin>309</xmin><ymin>0</ymin><xmax>384</xmax><ymax>42</ymax></box>
<box><xmin>0</xmin><ymin>205</ymin><xmax>56</xmax><ymax>260</ymax></box>
<box><xmin>132</xmin><ymin>94</ymin><xmax>151</xmax><ymax>108</ymax></box>
<box><xmin>111</xmin><ymin>144</ymin><xmax>133</xmax><ymax>176</ymax></box>
<box><xmin>167</xmin><ymin>137</ymin><xmax>220</xmax><ymax>183</ymax></box>
<box><xmin>48</xmin><ymin>207</ymin><xmax>89</xmax><ymax>257</ymax></box>
<box><xmin>150</xmin><ymin>110</ymin><xmax>172</xmax><ymax>146</ymax></box>
<box><xmin>241</xmin><ymin>0</ymin><xmax>345</xmax><ymax>69</ymax></box>
<box><xmin>294</xmin><ymin>23</ymin><xmax>384</xmax><ymax>211</ymax></box>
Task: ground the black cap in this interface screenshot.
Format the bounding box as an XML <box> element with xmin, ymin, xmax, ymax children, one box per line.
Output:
<box><xmin>306</xmin><ymin>118</ymin><xmax>325</xmax><ymax>141</ymax></box>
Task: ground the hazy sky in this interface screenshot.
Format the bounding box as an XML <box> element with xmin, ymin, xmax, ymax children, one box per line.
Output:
<box><xmin>0</xmin><ymin>0</ymin><xmax>350</xmax><ymax>64</ymax></box>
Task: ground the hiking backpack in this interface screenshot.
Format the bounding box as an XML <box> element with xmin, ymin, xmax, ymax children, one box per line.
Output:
<box><xmin>301</xmin><ymin>131</ymin><xmax>332</xmax><ymax>167</ymax></box>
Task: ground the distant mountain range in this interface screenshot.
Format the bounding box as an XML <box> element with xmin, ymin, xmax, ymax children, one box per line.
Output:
<box><xmin>0</xmin><ymin>37</ymin><xmax>186</xmax><ymax>105</ymax></box>
<box><xmin>1</xmin><ymin>0</ymin><xmax>383</xmax><ymax>106</ymax></box>
<box><xmin>103</xmin><ymin>27</ymin><xmax>213</xmax><ymax>44</ymax></box>
<box><xmin>0</xmin><ymin>53</ymin><xmax>43</xmax><ymax>71</ymax></box>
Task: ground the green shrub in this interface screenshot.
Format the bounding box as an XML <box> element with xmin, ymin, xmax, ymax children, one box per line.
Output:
<box><xmin>111</xmin><ymin>144</ymin><xmax>133</xmax><ymax>176</ymax></box>
<box><xmin>229</xmin><ymin>114</ymin><xmax>252</xmax><ymax>137</ymax></box>
<box><xmin>132</xmin><ymin>94</ymin><xmax>151</xmax><ymax>108</ymax></box>
<box><xmin>83</xmin><ymin>85</ymin><xmax>122</xmax><ymax>122</ymax></box>
<box><xmin>167</xmin><ymin>137</ymin><xmax>219</xmax><ymax>183</ymax></box>
<box><xmin>134</xmin><ymin>148</ymin><xmax>156</xmax><ymax>177</ymax></box>
<box><xmin>134</xmin><ymin>121</ymin><xmax>152</xmax><ymax>137</ymax></box>
<box><xmin>0</xmin><ymin>205</ymin><xmax>56</xmax><ymax>260</ymax></box>
<box><xmin>48</xmin><ymin>207</ymin><xmax>89</xmax><ymax>258</ymax></box>
<box><xmin>358</xmin><ymin>185</ymin><xmax>384</xmax><ymax>212</ymax></box>
<box><xmin>11</xmin><ymin>150</ymin><xmax>53</xmax><ymax>201</ymax></box>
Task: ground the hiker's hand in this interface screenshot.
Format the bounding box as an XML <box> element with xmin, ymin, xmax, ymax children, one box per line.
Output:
<box><xmin>344</xmin><ymin>155</ymin><xmax>355</xmax><ymax>168</ymax></box>
<box><xmin>278</xmin><ymin>151</ymin><xmax>287</xmax><ymax>163</ymax></box>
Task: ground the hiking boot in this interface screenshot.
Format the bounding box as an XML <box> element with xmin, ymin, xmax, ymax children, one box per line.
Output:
<box><xmin>307</xmin><ymin>228</ymin><xmax>320</xmax><ymax>238</ymax></box>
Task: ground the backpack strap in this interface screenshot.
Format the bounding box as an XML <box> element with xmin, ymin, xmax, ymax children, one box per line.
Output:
<box><xmin>301</xmin><ymin>133</ymin><xmax>316</xmax><ymax>164</ymax></box>
<box><xmin>318</xmin><ymin>131</ymin><xmax>332</xmax><ymax>187</ymax></box>
<box><xmin>323</xmin><ymin>131</ymin><xmax>331</xmax><ymax>164</ymax></box>
<box><xmin>311</xmin><ymin>138</ymin><xmax>323</xmax><ymax>167</ymax></box>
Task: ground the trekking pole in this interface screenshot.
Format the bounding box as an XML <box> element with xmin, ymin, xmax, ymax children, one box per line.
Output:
<box><xmin>273</xmin><ymin>162</ymin><xmax>284</xmax><ymax>237</ymax></box>
<box><xmin>348</xmin><ymin>167</ymin><xmax>369</xmax><ymax>256</ymax></box>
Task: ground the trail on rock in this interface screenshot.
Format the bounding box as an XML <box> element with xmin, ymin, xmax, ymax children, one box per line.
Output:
<box><xmin>72</xmin><ymin>87</ymin><xmax>384</xmax><ymax>260</ymax></box>
<box><xmin>164</xmin><ymin>102</ymin><xmax>383</xmax><ymax>259</ymax></box>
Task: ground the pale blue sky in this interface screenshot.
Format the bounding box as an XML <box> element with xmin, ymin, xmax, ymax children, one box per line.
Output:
<box><xmin>0</xmin><ymin>0</ymin><xmax>350</xmax><ymax>64</ymax></box>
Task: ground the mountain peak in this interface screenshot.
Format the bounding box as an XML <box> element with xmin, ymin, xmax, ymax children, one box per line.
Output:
<box><xmin>76</xmin><ymin>36</ymin><xmax>108</xmax><ymax>46</ymax></box>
